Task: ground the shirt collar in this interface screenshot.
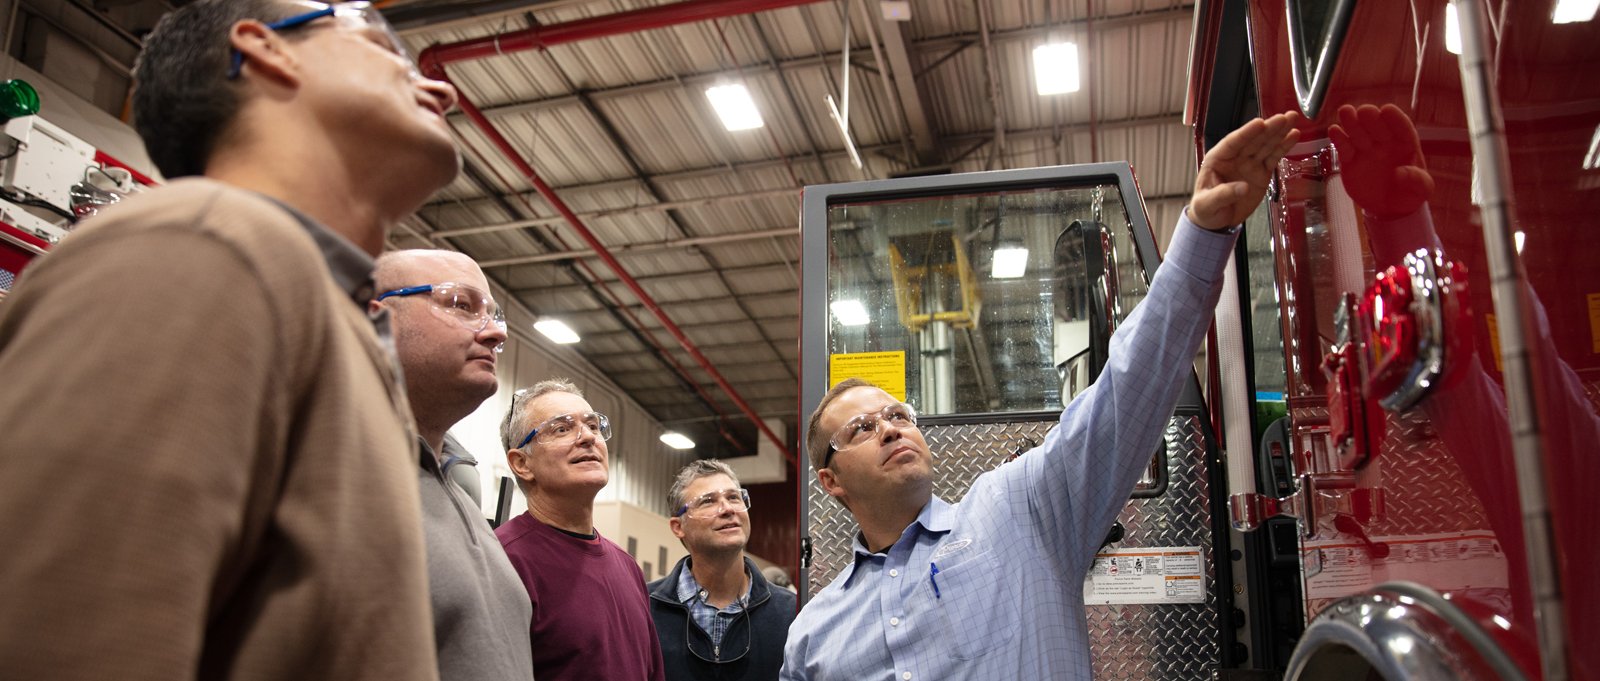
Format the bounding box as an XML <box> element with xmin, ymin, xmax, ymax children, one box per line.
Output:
<box><xmin>417</xmin><ymin>435</ymin><xmax>470</xmax><ymax>473</ymax></box>
<box><xmin>676</xmin><ymin>559</ymin><xmax>752</xmax><ymax>607</ymax></box>
<box><xmin>837</xmin><ymin>496</ymin><xmax>955</xmax><ymax>589</ymax></box>
<box><xmin>256</xmin><ymin>194</ymin><xmax>378</xmax><ymax>308</ymax></box>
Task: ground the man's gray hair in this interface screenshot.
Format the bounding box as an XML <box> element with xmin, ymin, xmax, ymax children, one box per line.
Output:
<box><xmin>668</xmin><ymin>459</ymin><xmax>741</xmax><ymax>511</ymax></box>
<box><xmin>499</xmin><ymin>378</ymin><xmax>584</xmax><ymax>451</ymax></box>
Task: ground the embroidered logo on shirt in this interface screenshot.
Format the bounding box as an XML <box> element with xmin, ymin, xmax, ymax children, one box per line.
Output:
<box><xmin>933</xmin><ymin>538</ymin><xmax>972</xmax><ymax>559</ymax></box>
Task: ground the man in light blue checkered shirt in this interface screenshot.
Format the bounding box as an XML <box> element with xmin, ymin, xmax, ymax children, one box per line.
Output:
<box><xmin>781</xmin><ymin>113</ymin><xmax>1302</xmax><ymax>681</ymax></box>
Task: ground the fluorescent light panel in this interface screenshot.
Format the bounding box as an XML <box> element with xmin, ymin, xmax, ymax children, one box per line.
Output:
<box><xmin>534</xmin><ymin>319</ymin><xmax>580</xmax><ymax>344</ymax></box>
<box><xmin>1033</xmin><ymin>42</ymin><xmax>1081</xmax><ymax>95</ymax></box>
<box><xmin>706</xmin><ymin>84</ymin><xmax>764</xmax><ymax>131</ymax></box>
<box><xmin>830</xmin><ymin>299</ymin><xmax>870</xmax><ymax>326</ymax></box>
<box><xmin>1445</xmin><ymin>3</ymin><xmax>1463</xmax><ymax>55</ymax></box>
<box><xmin>1554</xmin><ymin>0</ymin><xmax>1600</xmax><ymax>23</ymax></box>
<box><xmin>1585</xmin><ymin>124</ymin><xmax>1600</xmax><ymax>169</ymax></box>
<box><xmin>992</xmin><ymin>247</ymin><xmax>1030</xmax><ymax>279</ymax></box>
<box><xmin>660</xmin><ymin>432</ymin><xmax>696</xmax><ymax>450</ymax></box>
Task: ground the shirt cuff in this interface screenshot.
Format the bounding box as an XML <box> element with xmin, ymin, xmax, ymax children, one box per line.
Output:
<box><xmin>1163</xmin><ymin>206</ymin><xmax>1239</xmax><ymax>283</ymax></box>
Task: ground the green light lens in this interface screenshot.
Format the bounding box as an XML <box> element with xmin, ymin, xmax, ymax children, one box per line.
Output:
<box><xmin>0</xmin><ymin>79</ymin><xmax>41</xmax><ymax>120</ymax></box>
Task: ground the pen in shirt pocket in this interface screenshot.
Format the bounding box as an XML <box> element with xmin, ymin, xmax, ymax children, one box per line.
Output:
<box><xmin>929</xmin><ymin>562</ymin><xmax>941</xmax><ymax>599</ymax></box>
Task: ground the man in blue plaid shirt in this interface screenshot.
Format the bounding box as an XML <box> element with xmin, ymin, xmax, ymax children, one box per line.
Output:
<box><xmin>650</xmin><ymin>459</ymin><xmax>797</xmax><ymax>681</ymax></box>
<box><xmin>781</xmin><ymin>113</ymin><xmax>1301</xmax><ymax>681</ymax></box>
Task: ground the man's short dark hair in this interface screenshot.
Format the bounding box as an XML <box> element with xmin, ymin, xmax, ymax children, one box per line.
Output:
<box><xmin>804</xmin><ymin>377</ymin><xmax>875</xmax><ymax>473</ymax></box>
<box><xmin>132</xmin><ymin>0</ymin><xmax>298</xmax><ymax>178</ymax></box>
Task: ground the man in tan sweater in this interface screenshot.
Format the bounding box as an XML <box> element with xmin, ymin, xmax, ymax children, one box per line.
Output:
<box><xmin>0</xmin><ymin>1</ymin><xmax>462</xmax><ymax>678</ymax></box>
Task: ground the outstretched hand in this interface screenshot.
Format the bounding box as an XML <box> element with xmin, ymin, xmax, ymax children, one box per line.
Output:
<box><xmin>1188</xmin><ymin>111</ymin><xmax>1302</xmax><ymax>230</ymax></box>
<box><xmin>1328</xmin><ymin>104</ymin><xmax>1434</xmax><ymax>218</ymax></box>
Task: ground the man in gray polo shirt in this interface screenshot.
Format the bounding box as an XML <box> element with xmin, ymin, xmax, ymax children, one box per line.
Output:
<box><xmin>374</xmin><ymin>249</ymin><xmax>534</xmax><ymax>681</ymax></box>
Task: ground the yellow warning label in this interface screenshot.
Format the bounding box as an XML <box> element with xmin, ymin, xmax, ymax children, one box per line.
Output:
<box><xmin>828</xmin><ymin>351</ymin><xmax>907</xmax><ymax>401</ymax></box>
<box><xmin>1486</xmin><ymin>313</ymin><xmax>1502</xmax><ymax>373</ymax></box>
<box><xmin>1588</xmin><ymin>293</ymin><xmax>1600</xmax><ymax>353</ymax></box>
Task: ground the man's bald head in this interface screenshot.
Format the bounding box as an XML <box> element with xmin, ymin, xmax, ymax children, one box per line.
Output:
<box><xmin>375</xmin><ymin>250</ymin><xmax>490</xmax><ymax>293</ymax></box>
<box><xmin>373</xmin><ymin>249</ymin><xmax>506</xmax><ymax>445</ymax></box>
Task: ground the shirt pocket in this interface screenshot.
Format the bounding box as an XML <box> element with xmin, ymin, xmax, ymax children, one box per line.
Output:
<box><xmin>927</xmin><ymin>549</ymin><xmax>1016</xmax><ymax>660</ymax></box>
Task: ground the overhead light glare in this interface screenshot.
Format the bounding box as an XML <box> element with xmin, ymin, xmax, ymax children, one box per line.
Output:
<box><xmin>1584</xmin><ymin>124</ymin><xmax>1600</xmax><ymax>169</ymax></box>
<box><xmin>1553</xmin><ymin>0</ymin><xmax>1599</xmax><ymax>23</ymax></box>
<box><xmin>830</xmin><ymin>299</ymin><xmax>870</xmax><ymax>326</ymax></box>
<box><xmin>1033</xmin><ymin>42</ymin><xmax>1081</xmax><ymax>95</ymax></box>
<box><xmin>1445</xmin><ymin>3</ymin><xmax>1463</xmax><ymax>55</ymax></box>
<box><xmin>992</xmin><ymin>247</ymin><xmax>1030</xmax><ymax>279</ymax></box>
<box><xmin>534</xmin><ymin>319</ymin><xmax>580</xmax><ymax>344</ymax></box>
<box><xmin>706</xmin><ymin>83</ymin><xmax>764</xmax><ymax>131</ymax></box>
<box><xmin>660</xmin><ymin>432</ymin><xmax>696</xmax><ymax>450</ymax></box>
<box><xmin>1514</xmin><ymin>230</ymin><xmax>1526</xmax><ymax>253</ymax></box>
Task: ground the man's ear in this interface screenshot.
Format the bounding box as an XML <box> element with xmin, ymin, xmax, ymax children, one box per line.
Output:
<box><xmin>817</xmin><ymin>468</ymin><xmax>845</xmax><ymax>500</ymax></box>
<box><xmin>229</xmin><ymin>19</ymin><xmax>302</xmax><ymax>86</ymax></box>
<box><xmin>506</xmin><ymin>448</ymin><xmax>535</xmax><ymax>485</ymax></box>
<box><xmin>669</xmin><ymin>517</ymin><xmax>686</xmax><ymax>541</ymax></box>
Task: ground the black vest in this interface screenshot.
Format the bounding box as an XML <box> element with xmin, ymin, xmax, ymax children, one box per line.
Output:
<box><xmin>647</xmin><ymin>557</ymin><xmax>798</xmax><ymax>681</ymax></box>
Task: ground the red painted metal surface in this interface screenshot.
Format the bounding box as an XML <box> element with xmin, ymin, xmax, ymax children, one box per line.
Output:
<box><xmin>1202</xmin><ymin>1</ymin><xmax>1600</xmax><ymax>677</ymax></box>
<box><xmin>416</xmin><ymin>0</ymin><xmax>828</xmax><ymax>464</ymax></box>
<box><xmin>0</xmin><ymin>220</ymin><xmax>48</xmax><ymax>287</ymax></box>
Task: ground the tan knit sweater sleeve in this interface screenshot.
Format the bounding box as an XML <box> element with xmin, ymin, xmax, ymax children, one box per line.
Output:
<box><xmin>0</xmin><ymin>182</ymin><xmax>410</xmax><ymax>679</ymax></box>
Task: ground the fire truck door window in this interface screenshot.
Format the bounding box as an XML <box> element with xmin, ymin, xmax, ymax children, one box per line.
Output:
<box><xmin>824</xmin><ymin>182</ymin><xmax>1151</xmax><ymax>416</ymax></box>
<box><xmin>1242</xmin><ymin>201</ymin><xmax>1287</xmax><ymax>398</ymax></box>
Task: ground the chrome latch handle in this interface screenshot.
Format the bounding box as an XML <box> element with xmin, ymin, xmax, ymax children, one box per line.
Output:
<box><xmin>1229</xmin><ymin>472</ymin><xmax>1356</xmax><ymax>536</ymax></box>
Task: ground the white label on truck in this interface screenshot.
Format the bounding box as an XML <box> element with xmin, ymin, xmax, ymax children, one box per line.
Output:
<box><xmin>1083</xmin><ymin>546</ymin><xmax>1207</xmax><ymax>605</ymax></box>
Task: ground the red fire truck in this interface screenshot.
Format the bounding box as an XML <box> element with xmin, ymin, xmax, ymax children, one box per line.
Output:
<box><xmin>1190</xmin><ymin>1</ymin><xmax>1598</xmax><ymax>678</ymax></box>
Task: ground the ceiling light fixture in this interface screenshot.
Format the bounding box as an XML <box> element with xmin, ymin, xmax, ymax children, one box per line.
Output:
<box><xmin>1445</xmin><ymin>3</ymin><xmax>1463</xmax><ymax>55</ymax></box>
<box><xmin>1553</xmin><ymin>0</ymin><xmax>1599</xmax><ymax>23</ymax></box>
<box><xmin>1585</xmin><ymin>124</ymin><xmax>1600</xmax><ymax>169</ymax></box>
<box><xmin>992</xmin><ymin>246</ymin><xmax>1030</xmax><ymax>279</ymax></box>
<box><xmin>706</xmin><ymin>83</ymin><xmax>764</xmax><ymax>131</ymax></box>
<box><xmin>534</xmin><ymin>319</ymin><xmax>580</xmax><ymax>344</ymax></box>
<box><xmin>830</xmin><ymin>299</ymin><xmax>870</xmax><ymax>326</ymax></box>
<box><xmin>660</xmin><ymin>432</ymin><xmax>696</xmax><ymax>449</ymax></box>
<box><xmin>1033</xmin><ymin>42</ymin><xmax>1081</xmax><ymax>95</ymax></box>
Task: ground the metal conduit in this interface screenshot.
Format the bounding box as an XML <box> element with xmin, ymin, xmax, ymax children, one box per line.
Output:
<box><xmin>416</xmin><ymin>0</ymin><xmax>821</xmax><ymax>462</ymax></box>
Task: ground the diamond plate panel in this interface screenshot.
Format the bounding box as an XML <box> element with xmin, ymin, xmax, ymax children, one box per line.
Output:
<box><xmin>1366</xmin><ymin>408</ymin><xmax>1492</xmax><ymax>535</ymax></box>
<box><xmin>805</xmin><ymin>415</ymin><xmax>1220</xmax><ymax>680</ymax></box>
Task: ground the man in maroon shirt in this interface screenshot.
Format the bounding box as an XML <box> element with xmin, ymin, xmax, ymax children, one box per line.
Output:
<box><xmin>496</xmin><ymin>379</ymin><xmax>666</xmax><ymax>681</ymax></box>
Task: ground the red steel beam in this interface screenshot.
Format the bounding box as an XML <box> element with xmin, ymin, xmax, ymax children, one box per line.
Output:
<box><xmin>418</xmin><ymin>0</ymin><xmax>824</xmax><ymax>65</ymax></box>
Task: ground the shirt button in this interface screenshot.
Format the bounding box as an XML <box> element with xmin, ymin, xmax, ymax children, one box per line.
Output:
<box><xmin>889</xmin><ymin>569</ymin><xmax>899</xmax><ymax>577</ymax></box>
<box><xmin>902</xmin><ymin>673</ymin><xmax>913</xmax><ymax>680</ymax></box>
<box><xmin>890</xmin><ymin>617</ymin><xmax>901</xmax><ymax>626</ymax></box>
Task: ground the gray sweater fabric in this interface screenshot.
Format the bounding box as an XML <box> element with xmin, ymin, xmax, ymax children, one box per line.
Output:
<box><xmin>420</xmin><ymin>437</ymin><xmax>536</xmax><ymax>681</ymax></box>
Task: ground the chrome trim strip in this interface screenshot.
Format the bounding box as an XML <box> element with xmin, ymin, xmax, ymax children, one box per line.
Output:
<box><xmin>1454</xmin><ymin>1</ymin><xmax>1567</xmax><ymax>678</ymax></box>
<box><xmin>1284</xmin><ymin>0</ymin><xmax>1358</xmax><ymax>118</ymax></box>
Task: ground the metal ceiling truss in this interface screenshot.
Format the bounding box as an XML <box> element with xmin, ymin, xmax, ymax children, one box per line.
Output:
<box><xmin>416</xmin><ymin>0</ymin><xmax>834</xmax><ymax>464</ymax></box>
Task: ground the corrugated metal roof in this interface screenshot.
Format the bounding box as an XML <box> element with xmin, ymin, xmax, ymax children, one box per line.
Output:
<box><xmin>387</xmin><ymin>0</ymin><xmax>1201</xmax><ymax>434</ymax></box>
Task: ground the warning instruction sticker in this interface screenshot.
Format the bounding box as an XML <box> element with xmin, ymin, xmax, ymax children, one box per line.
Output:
<box><xmin>1083</xmin><ymin>546</ymin><xmax>1206</xmax><ymax>605</ymax></box>
<box><xmin>828</xmin><ymin>351</ymin><xmax>907</xmax><ymax>401</ymax></box>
